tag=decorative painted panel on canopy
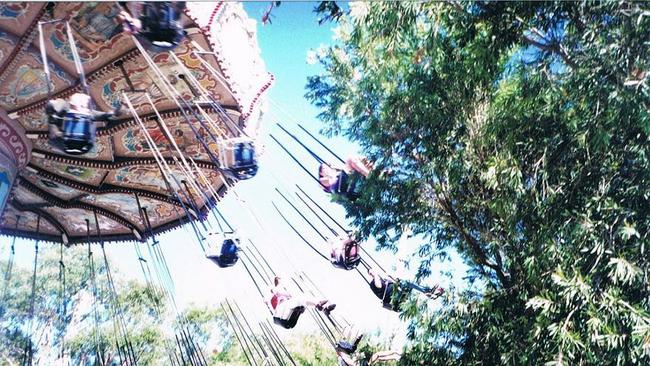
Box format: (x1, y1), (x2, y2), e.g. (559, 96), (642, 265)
(21, 169), (86, 201)
(104, 164), (222, 198)
(42, 206), (130, 237)
(0, 47), (74, 110)
(11, 185), (48, 206)
(31, 157), (108, 186)
(92, 29), (235, 113)
(0, 3), (43, 35)
(79, 192), (179, 231)
(38, 2), (134, 76)
(0, 2), (270, 244)
(1, 206), (61, 236)
(112, 110), (239, 160)
(31, 134), (114, 161)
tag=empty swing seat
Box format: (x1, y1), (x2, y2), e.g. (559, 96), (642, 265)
(219, 137), (259, 180)
(56, 113), (96, 155)
(273, 306), (305, 329)
(136, 2), (186, 52)
(207, 238), (240, 268)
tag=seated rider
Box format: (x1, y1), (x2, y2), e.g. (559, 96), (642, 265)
(267, 276), (336, 329)
(336, 326), (365, 366)
(338, 350), (402, 366)
(206, 236), (240, 268)
(329, 234), (362, 270)
(319, 156), (372, 202)
(336, 327), (402, 366)
(119, 2), (186, 50)
(46, 93), (119, 155)
(366, 267), (444, 312)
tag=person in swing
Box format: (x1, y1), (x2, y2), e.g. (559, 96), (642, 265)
(335, 327), (402, 366)
(267, 276), (336, 329)
(337, 349), (402, 366)
(318, 155), (372, 202)
(118, 2), (186, 50)
(366, 267), (444, 312)
(329, 234), (362, 270)
(47, 93), (120, 155)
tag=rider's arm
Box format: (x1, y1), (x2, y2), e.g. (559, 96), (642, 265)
(91, 105), (121, 122)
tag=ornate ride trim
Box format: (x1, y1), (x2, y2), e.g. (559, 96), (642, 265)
(184, 3), (240, 108)
(4, 176), (227, 244)
(242, 72), (274, 121)
(31, 149), (218, 170)
(0, 111), (32, 167)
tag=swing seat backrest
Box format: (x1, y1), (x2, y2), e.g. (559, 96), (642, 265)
(221, 238), (239, 256)
(231, 165), (258, 180)
(219, 138), (257, 166)
(331, 239), (362, 270)
(335, 340), (357, 354)
(219, 239), (240, 266)
(59, 113), (96, 155)
(137, 2), (185, 51)
(219, 138), (258, 180)
(273, 306), (305, 329)
(332, 171), (364, 202)
(344, 255), (362, 270)
(217, 255), (239, 268)
(331, 255), (362, 270)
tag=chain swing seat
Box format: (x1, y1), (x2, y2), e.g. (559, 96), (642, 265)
(40, 20), (120, 155)
(133, 2), (186, 52)
(272, 305), (305, 329)
(319, 164), (365, 202)
(60, 112), (96, 155)
(218, 137), (259, 180)
(206, 233), (240, 268)
(336, 326), (364, 355)
(329, 236), (362, 270)
(45, 99), (94, 155)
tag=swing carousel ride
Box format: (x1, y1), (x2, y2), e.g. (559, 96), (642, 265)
(0, 2), (272, 244)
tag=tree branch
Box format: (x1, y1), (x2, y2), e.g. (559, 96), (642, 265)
(515, 15), (577, 70)
(522, 36), (577, 70)
(436, 192), (511, 287)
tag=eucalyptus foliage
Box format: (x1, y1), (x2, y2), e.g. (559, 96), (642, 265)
(307, 2), (649, 364)
(0, 245), (233, 365)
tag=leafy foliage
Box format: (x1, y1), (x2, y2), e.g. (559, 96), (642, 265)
(0, 245), (234, 365)
(307, 1), (649, 364)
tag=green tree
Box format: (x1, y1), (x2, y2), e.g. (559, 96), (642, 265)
(288, 334), (338, 366)
(307, 1), (649, 365)
(0, 244), (234, 365)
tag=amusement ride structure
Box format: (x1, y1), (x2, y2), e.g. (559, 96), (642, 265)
(0, 3), (439, 365)
(0, 2), (272, 244)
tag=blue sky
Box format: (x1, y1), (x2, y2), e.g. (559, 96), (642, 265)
(2, 2), (466, 348)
